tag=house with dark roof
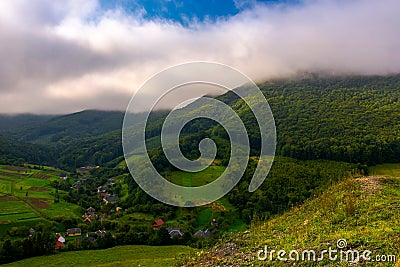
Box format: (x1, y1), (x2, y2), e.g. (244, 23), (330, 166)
(80, 166), (97, 171)
(66, 228), (82, 236)
(86, 230), (106, 238)
(97, 186), (109, 197)
(166, 228), (183, 238)
(103, 195), (119, 205)
(194, 229), (212, 238)
(59, 173), (68, 180)
(86, 206), (95, 215)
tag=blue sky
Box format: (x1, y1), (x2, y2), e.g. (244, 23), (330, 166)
(99, 0), (299, 24)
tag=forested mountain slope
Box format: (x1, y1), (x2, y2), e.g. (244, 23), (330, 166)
(149, 74), (400, 167)
(0, 110), (125, 144)
(1, 74), (400, 168)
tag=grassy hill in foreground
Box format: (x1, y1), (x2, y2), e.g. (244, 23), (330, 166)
(180, 167), (400, 266)
(2, 245), (193, 267)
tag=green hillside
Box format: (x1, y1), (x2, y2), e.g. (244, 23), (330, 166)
(0, 135), (54, 166)
(2, 245), (193, 267)
(180, 170), (400, 266)
(0, 114), (54, 133)
(0, 110), (125, 144)
(146, 74), (400, 170)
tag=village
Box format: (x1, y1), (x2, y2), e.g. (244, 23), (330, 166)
(22, 170), (221, 251)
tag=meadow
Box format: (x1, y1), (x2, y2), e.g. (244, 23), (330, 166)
(369, 163), (400, 177)
(181, 166), (400, 266)
(0, 165), (81, 238)
(168, 165), (225, 187)
(2, 245), (194, 267)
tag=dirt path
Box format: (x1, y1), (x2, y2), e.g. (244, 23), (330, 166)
(4, 184), (49, 220)
(356, 176), (383, 194)
(18, 196), (48, 219)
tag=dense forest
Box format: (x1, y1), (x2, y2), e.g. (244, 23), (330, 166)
(147, 74), (400, 170)
(1, 74), (400, 168)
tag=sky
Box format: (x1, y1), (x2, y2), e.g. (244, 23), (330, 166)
(0, 0), (399, 114)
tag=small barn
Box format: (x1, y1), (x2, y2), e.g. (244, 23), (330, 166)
(152, 219), (164, 230)
(55, 233), (66, 250)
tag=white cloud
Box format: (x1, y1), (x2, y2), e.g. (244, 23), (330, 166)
(0, 0), (399, 113)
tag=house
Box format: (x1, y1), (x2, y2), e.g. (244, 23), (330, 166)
(66, 228), (82, 237)
(97, 186), (109, 197)
(152, 219), (164, 230)
(55, 233), (65, 249)
(59, 173), (68, 180)
(79, 166), (98, 171)
(166, 228), (183, 238)
(107, 178), (115, 186)
(86, 230), (106, 238)
(86, 206), (95, 216)
(86, 230), (106, 243)
(103, 195), (119, 205)
(83, 216), (91, 224)
(194, 229), (212, 238)
(29, 228), (35, 236)
(72, 181), (81, 190)
(95, 230), (106, 237)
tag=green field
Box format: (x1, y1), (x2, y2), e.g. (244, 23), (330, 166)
(0, 200), (38, 221)
(168, 165), (225, 187)
(166, 165), (246, 231)
(0, 165), (81, 237)
(369, 163), (400, 177)
(2, 245), (194, 267)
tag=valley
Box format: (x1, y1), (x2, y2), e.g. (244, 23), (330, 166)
(0, 74), (399, 266)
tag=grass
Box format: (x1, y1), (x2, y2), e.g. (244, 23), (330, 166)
(168, 166), (225, 187)
(369, 163), (400, 177)
(0, 165), (82, 237)
(196, 208), (213, 228)
(114, 212), (154, 226)
(2, 245), (194, 267)
(0, 182), (12, 194)
(195, 198), (246, 231)
(0, 201), (38, 220)
(182, 175), (400, 266)
(38, 201), (82, 219)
